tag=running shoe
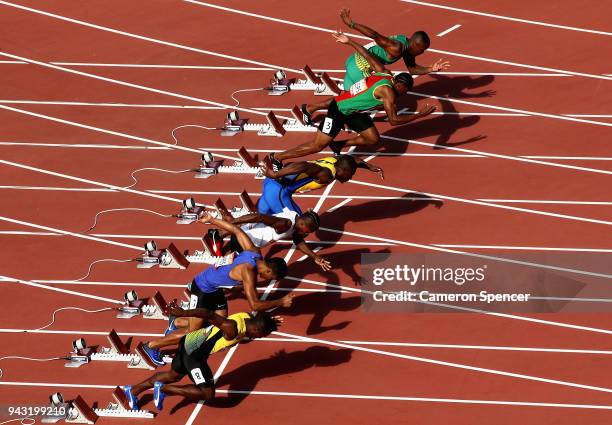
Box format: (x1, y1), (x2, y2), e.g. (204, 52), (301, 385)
(123, 385), (139, 411)
(268, 153), (283, 172)
(153, 381), (166, 411)
(164, 316), (177, 336)
(329, 141), (345, 156)
(300, 104), (313, 125)
(141, 343), (165, 366)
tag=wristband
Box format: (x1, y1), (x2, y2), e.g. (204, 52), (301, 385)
(350, 21), (356, 29)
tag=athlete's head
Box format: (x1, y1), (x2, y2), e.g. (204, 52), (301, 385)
(294, 210), (321, 236)
(408, 31), (430, 56)
(334, 155), (358, 183)
(246, 312), (280, 338)
(393, 72), (414, 94)
(257, 257), (288, 280)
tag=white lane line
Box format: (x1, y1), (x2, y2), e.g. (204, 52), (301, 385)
(0, 51), (291, 122)
(382, 134), (612, 176)
(407, 90), (612, 128)
(2, 185), (612, 207)
(0, 275), (122, 304)
(0, 1), (301, 73)
(326, 198), (353, 212)
(276, 331), (612, 394)
(0, 104), (240, 161)
(349, 179), (612, 227)
(0, 381), (609, 410)
(432, 244), (612, 253)
(437, 24), (462, 37)
(182, 0), (612, 81)
(0, 159), (189, 205)
(401, 0), (612, 36)
(0, 215), (142, 251)
(0, 100), (293, 111)
(3, 327), (610, 355)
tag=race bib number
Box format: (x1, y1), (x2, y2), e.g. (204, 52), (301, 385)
(189, 294), (198, 309)
(349, 79), (367, 95)
(190, 368), (207, 385)
(322, 117), (334, 134)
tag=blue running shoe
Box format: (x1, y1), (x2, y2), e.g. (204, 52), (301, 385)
(153, 381), (166, 410)
(123, 385), (139, 411)
(141, 343), (165, 366)
(164, 316), (177, 336)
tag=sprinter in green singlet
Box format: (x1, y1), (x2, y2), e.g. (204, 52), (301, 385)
(270, 31), (436, 166)
(295, 8), (450, 125)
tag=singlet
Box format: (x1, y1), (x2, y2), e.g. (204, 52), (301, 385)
(335, 73), (394, 115)
(242, 208), (298, 247)
(281, 157), (337, 193)
(354, 34), (410, 70)
(193, 251), (261, 293)
(183, 312), (250, 355)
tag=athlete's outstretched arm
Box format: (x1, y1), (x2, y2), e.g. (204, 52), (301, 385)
(332, 31), (387, 74)
(340, 8), (402, 56)
(199, 212), (258, 253)
(296, 240), (332, 271)
(231, 213), (293, 234)
(167, 305), (238, 339)
(379, 86), (436, 126)
(242, 269), (294, 311)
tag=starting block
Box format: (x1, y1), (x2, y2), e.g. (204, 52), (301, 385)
(185, 232), (236, 266)
(43, 391), (154, 424)
(210, 190), (256, 220)
(116, 290), (146, 319)
(241, 111), (315, 136)
(288, 65), (344, 96)
(221, 111), (249, 136)
(196, 147), (265, 179)
(141, 291), (170, 320)
(138, 241), (189, 269)
(268, 69), (295, 96)
(176, 197), (206, 224)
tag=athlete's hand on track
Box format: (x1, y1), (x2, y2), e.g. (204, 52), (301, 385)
(430, 59), (450, 72)
(281, 294), (295, 308)
(332, 31), (350, 44)
(417, 104), (436, 117)
(272, 315), (284, 326)
(340, 8), (353, 27)
(198, 211), (214, 224)
(314, 255), (332, 271)
(259, 161), (277, 179)
(369, 164), (385, 180)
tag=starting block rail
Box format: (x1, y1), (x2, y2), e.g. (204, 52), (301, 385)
(198, 147), (265, 179)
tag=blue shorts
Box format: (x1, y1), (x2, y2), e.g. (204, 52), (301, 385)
(257, 178), (302, 215)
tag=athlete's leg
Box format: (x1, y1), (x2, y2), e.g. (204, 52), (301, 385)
(305, 97), (333, 115)
(161, 383), (215, 402)
(274, 131), (334, 162)
(131, 369), (183, 396)
(279, 188), (302, 215)
(257, 178), (284, 215)
(342, 126), (380, 147)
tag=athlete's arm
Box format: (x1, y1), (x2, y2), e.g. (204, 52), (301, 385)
(354, 157), (385, 180)
(340, 9), (402, 57)
(166, 306), (238, 339)
(199, 212), (258, 253)
(405, 58), (451, 75)
(242, 267), (294, 311)
(332, 31), (388, 74)
(378, 86), (436, 126)
(231, 213), (293, 234)
(296, 240), (332, 271)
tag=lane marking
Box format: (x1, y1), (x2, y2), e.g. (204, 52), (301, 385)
(275, 331), (612, 393)
(401, 0), (612, 36)
(0, 104), (240, 161)
(0, 51), (290, 122)
(0, 275), (122, 304)
(0, 380), (609, 410)
(437, 24), (462, 37)
(0, 1), (301, 73)
(349, 179), (612, 227)
(182, 0), (612, 81)
(2, 327), (610, 355)
(326, 198), (353, 212)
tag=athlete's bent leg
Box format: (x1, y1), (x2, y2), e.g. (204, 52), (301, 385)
(147, 317), (204, 350)
(343, 126), (380, 147)
(306, 97), (333, 114)
(275, 131), (334, 162)
(162, 384), (215, 402)
(131, 369), (184, 396)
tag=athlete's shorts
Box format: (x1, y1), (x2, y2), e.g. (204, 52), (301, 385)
(318, 100), (374, 139)
(188, 281), (228, 312)
(226, 234), (243, 253)
(171, 336), (215, 388)
(257, 178), (302, 215)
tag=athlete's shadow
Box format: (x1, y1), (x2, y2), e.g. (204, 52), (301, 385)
(376, 74), (495, 153)
(169, 346), (353, 411)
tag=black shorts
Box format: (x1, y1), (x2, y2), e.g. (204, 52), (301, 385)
(317, 100), (374, 139)
(171, 336), (218, 388)
(188, 281), (228, 311)
(226, 234), (244, 254)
